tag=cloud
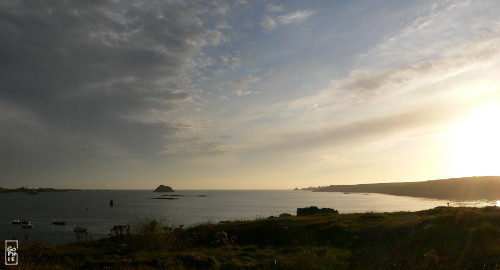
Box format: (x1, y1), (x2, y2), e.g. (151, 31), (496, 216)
(260, 16), (278, 32)
(160, 118), (228, 155)
(0, 0), (228, 172)
(216, 53), (241, 73)
(359, 0), (500, 67)
(216, 21), (231, 29)
(234, 90), (253, 97)
(237, 1), (500, 161)
(278, 10), (314, 25)
(280, 36), (500, 118)
(228, 17), (500, 159)
(335, 39), (500, 103)
(261, 9), (314, 32)
(230, 76), (260, 97)
(266, 4), (284, 13)
(242, 101), (465, 155)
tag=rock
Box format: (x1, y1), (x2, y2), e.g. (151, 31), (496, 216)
(154, 185), (174, 192)
(296, 206), (338, 216)
(150, 197), (178, 200)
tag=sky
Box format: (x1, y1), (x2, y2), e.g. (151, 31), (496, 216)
(1, 0), (500, 189)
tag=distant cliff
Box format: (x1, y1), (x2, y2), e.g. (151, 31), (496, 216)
(154, 185), (174, 192)
(312, 176), (500, 200)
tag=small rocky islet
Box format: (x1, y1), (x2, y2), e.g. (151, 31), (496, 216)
(153, 185), (174, 192)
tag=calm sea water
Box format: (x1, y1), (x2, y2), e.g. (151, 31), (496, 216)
(0, 190), (495, 244)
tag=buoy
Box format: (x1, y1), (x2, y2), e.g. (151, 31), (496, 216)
(110, 199), (114, 207)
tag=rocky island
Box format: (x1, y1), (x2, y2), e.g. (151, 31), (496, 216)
(153, 185), (174, 192)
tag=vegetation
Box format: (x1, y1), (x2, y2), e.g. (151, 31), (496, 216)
(2, 206), (499, 269)
(312, 176), (500, 200)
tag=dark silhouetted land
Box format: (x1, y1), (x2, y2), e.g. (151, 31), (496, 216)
(311, 176), (500, 200)
(4, 206), (499, 269)
(0, 186), (81, 193)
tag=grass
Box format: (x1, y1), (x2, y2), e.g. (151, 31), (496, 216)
(2, 206), (499, 269)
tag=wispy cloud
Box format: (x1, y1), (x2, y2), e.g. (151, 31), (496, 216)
(335, 39), (500, 103)
(232, 36), (500, 137)
(280, 3), (500, 114)
(358, 0), (500, 67)
(278, 10), (314, 25)
(231, 76), (260, 97)
(266, 4), (284, 13)
(261, 9), (314, 32)
(239, 101), (467, 156)
(261, 16), (278, 32)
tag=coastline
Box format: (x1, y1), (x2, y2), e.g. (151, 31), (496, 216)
(307, 176), (500, 201)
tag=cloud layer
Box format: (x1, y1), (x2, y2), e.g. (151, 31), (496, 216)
(0, 0), (228, 172)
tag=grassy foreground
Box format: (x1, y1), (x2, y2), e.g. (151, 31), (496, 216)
(3, 207), (500, 270)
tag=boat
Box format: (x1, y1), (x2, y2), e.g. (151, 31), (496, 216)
(21, 220), (31, 224)
(73, 226), (87, 233)
(11, 220), (22, 224)
(26, 189), (39, 195)
(52, 220), (66, 225)
(21, 222), (34, 228)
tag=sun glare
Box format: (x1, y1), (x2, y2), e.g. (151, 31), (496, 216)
(449, 102), (500, 177)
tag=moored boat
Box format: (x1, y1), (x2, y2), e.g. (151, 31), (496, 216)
(73, 226), (87, 233)
(21, 222), (34, 228)
(11, 220), (22, 224)
(52, 220), (66, 225)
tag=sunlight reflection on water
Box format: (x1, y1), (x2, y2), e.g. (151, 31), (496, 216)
(451, 200), (498, 208)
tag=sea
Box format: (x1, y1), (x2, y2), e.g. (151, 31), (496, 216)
(1, 190), (497, 244)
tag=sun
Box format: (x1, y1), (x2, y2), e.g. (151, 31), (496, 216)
(449, 102), (500, 177)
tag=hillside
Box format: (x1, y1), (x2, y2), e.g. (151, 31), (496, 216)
(313, 176), (500, 200)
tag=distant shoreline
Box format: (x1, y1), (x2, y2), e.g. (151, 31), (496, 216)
(302, 176), (500, 201)
(0, 187), (93, 193)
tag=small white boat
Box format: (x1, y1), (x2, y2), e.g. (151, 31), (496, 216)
(73, 226), (87, 233)
(11, 220), (22, 224)
(21, 222), (34, 228)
